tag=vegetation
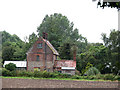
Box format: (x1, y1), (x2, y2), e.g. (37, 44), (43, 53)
(1, 13), (119, 76)
(1, 69), (120, 81)
(37, 13), (87, 59)
(92, 0), (120, 9)
(85, 67), (101, 76)
(5, 63), (16, 71)
(1, 31), (26, 63)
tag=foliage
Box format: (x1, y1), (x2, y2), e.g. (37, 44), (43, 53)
(83, 62), (93, 75)
(92, 0), (119, 9)
(2, 68), (11, 76)
(101, 30), (120, 75)
(77, 30), (120, 75)
(2, 46), (15, 61)
(37, 13), (87, 59)
(5, 63), (16, 71)
(1, 16), (119, 77)
(0, 68), (2, 76)
(2, 68), (16, 76)
(85, 67), (100, 76)
(1, 31), (26, 63)
(2, 69), (120, 81)
(17, 70), (34, 77)
(103, 74), (115, 80)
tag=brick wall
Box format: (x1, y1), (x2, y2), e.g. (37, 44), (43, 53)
(27, 37), (55, 72)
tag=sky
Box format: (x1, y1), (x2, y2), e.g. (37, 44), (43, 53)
(0, 0), (118, 43)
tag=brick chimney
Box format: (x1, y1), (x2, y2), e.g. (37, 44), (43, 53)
(42, 32), (48, 70)
(73, 50), (76, 61)
(43, 32), (48, 39)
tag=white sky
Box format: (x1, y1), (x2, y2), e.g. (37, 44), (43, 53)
(0, 0), (118, 43)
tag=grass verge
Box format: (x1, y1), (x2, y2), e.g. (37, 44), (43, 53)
(1, 76), (118, 82)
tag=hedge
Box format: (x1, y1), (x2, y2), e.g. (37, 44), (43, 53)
(1, 68), (120, 81)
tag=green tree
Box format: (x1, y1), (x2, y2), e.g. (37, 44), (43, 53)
(5, 63), (16, 71)
(77, 43), (109, 74)
(2, 46), (15, 62)
(101, 29), (120, 75)
(37, 13), (87, 59)
(28, 32), (38, 46)
(1, 31), (27, 62)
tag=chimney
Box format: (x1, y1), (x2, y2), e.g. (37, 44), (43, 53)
(73, 50), (76, 61)
(43, 32), (48, 39)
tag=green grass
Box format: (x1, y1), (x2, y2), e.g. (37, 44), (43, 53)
(1, 76), (117, 82)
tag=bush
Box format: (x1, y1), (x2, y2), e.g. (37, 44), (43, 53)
(2, 68), (120, 81)
(103, 74), (115, 80)
(85, 67), (100, 76)
(42, 70), (50, 78)
(34, 71), (43, 78)
(0, 68), (2, 76)
(114, 76), (120, 81)
(2, 68), (10, 76)
(49, 72), (58, 78)
(5, 63), (16, 71)
(75, 70), (80, 75)
(72, 75), (80, 79)
(25, 71), (34, 77)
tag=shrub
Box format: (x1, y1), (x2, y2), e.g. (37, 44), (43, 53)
(75, 70), (80, 75)
(10, 71), (17, 76)
(114, 76), (120, 81)
(72, 75), (80, 79)
(0, 68), (2, 76)
(34, 71), (43, 78)
(85, 67), (100, 76)
(49, 72), (58, 78)
(2, 68), (10, 76)
(103, 74), (115, 80)
(5, 63), (16, 71)
(25, 71), (34, 77)
(81, 62), (93, 75)
(42, 70), (50, 78)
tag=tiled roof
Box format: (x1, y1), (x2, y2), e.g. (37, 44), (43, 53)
(54, 60), (76, 68)
(3, 61), (26, 67)
(43, 38), (59, 55)
(26, 37), (59, 55)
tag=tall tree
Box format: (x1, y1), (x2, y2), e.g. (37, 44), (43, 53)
(37, 13), (87, 59)
(1, 31), (26, 62)
(101, 29), (120, 74)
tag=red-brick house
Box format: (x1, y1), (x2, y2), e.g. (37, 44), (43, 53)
(27, 35), (76, 75)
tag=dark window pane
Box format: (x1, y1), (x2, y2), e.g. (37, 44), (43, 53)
(36, 55), (39, 61)
(37, 43), (42, 48)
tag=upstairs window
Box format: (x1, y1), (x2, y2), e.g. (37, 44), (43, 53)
(36, 55), (40, 61)
(37, 43), (42, 48)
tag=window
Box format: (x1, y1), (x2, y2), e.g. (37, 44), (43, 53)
(37, 43), (42, 48)
(36, 55), (40, 61)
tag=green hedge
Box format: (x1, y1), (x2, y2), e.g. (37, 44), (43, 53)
(1, 68), (120, 81)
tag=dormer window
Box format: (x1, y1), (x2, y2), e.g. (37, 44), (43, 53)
(37, 43), (42, 48)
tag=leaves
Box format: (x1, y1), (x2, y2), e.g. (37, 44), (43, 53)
(37, 13), (87, 59)
(1, 31), (26, 62)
